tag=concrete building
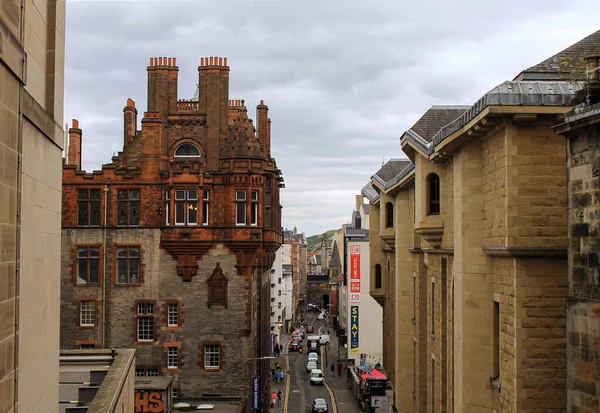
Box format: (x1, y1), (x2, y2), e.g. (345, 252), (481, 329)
(342, 196), (383, 368)
(554, 53), (600, 413)
(365, 31), (600, 413)
(60, 57), (283, 411)
(282, 228), (307, 328)
(0, 2), (65, 413)
(59, 349), (137, 413)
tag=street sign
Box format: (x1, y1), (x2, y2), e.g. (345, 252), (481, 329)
(350, 306), (359, 353)
(252, 376), (260, 411)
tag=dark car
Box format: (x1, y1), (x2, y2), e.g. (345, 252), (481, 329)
(312, 398), (328, 412)
(306, 325), (314, 333)
(288, 340), (302, 352)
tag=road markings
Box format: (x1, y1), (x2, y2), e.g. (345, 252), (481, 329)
(321, 343), (338, 413)
(283, 344), (290, 413)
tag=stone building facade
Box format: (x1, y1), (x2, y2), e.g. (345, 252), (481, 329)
(0, 2), (65, 413)
(554, 53), (600, 413)
(366, 31), (600, 413)
(60, 57), (282, 410)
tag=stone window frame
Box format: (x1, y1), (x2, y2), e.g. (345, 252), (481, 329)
(163, 341), (182, 373)
(134, 300), (157, 344)
(70, 244), (103, 287)
(112, 244), (144, 286)
(77, 188), (102, 227)
(172, 188), (199, 226)
(163, 299), (183, 331)
(198, 341), (224, 373)
(427, 173), (441, 216)
(116, 188), (141, 227)
(174, 142), (201, 158)
(75, 339), (99, 349)
(75, 296), (100, 331)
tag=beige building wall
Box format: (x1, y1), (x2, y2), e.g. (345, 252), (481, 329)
(0, 1), (65, 412)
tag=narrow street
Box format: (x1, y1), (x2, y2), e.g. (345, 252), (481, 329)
(270, 310), (362, 413)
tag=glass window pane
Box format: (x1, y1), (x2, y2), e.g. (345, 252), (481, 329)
(77, 260), (88, 284)
(165, 190), (170, 200)
(117, 202), (128, 225)
(129, 247), (140, 257)
(89, 248), (100, 257)
(236, 202), (246, 225)
(130, 202), (140, 225)
(78, 190), (88, 200)
(175, 190), (186, 200)
(90, 190), (101, 200)
(118, 190), (128, 200)
(117, 259), (127, 284)
(78, 202), (88, 226)
(175, 143), (200, 157)
(203, 190), (209, 201)
(129, 259), (139, 283)
(251, 191), (258, 201)
(175, 202), (185, 224)
(188, 190), (198, 201)
(89, 259), (99, 284)
(236, 190), (246, 201)
(77, 248), (88, 258)
(188, 202), (198, 224)
(90, 202), (100, 226)
(130, 190), (140, 201)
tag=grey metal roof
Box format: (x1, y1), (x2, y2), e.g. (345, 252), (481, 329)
(344, 227), (369, 241)
(431, 81), (582, 148)
(361, 182), (379, 203)
(362, 204), (370, 215)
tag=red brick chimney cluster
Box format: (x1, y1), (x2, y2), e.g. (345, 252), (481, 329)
(147, 56), (179, 115)
(257, 100), (270, 157)
(123, 98), (137, 148)
(67, 119), (82, 169)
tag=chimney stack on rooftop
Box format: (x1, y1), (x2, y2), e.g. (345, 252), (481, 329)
(67, 119), (82, 170)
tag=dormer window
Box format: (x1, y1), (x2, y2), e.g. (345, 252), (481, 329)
(174, 143), (200, 157)
(428, 173), (440, 215)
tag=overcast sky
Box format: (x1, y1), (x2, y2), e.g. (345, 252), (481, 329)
(65, 0), (600, 237)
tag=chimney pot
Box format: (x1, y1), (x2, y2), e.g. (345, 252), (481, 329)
(210, 57), (214, 65)
(72, 119), (79, 129)
(224, 57), (228, 66)
(173, 57), (177, 66)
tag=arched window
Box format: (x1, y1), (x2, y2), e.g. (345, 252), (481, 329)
(375, 264), (382, 289)
(428, 174), (440, 215)
(174, 143), (200, 157)
(385, 202), (393, 228)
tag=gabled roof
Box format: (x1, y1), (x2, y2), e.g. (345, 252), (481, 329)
(329, 241), (341, 268)
(411, 106), (470, 142)
(374, 159), (411, 182)
(514, 29), (600, 81)
(361, 182), (379, 204)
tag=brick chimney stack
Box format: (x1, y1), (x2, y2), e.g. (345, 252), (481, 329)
(585, 54), (600, 105)
(257, 100), (269, 157)
(67, 119), (82, 169)
(147, 57), (179, 115)
(198, 57), (230, 170)
(123, 98), (137, 146)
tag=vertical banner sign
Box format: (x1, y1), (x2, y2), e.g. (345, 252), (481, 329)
(350, 245), (360, 303)
(270, 333), (274, 354)
(252, 376), (260, 411)
(350, 305), (359, 353)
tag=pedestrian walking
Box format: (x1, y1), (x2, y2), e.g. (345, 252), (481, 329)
(275, 346), (280, 358)
(279, 344), (283, 353)
(330, 363), (335, 376)
(277, 390), (282, 406)
(271, 391), (277, 407)
(337, 362), (342, 377)
(279, 370), (284, 383)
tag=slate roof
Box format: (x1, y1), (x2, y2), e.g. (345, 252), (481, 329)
(361, 182), (379, 203)
(362, 204), (370, 215)
(345, 227), (369, 241)
(329, 241), (341, 268)
(374, 159), (412, 183)
(514, 29), (600, 81)
(411, 106), (470, 142)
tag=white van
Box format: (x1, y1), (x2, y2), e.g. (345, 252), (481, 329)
(319, 334), (330, 345)
(307, 335), (320, 350)
(310, 369), (324, 385)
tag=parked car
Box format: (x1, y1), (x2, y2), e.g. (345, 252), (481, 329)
(312, 398), (328, 412)
(306, 360), (318, 372)
(318, 312), (325, 321)
(288, 340), (302, 352)
(292, 333), (303, 342)
(307, 352), (319, 363)
(310, 369), (324, 385)
(306, 325), (314, 333)
(319, 334), (330, 345)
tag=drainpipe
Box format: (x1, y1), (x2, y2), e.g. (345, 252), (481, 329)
(102, 185), (109, 348)
(13, 0), (27, 407)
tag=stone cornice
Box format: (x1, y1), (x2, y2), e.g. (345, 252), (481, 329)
(483, 246), (567, 258)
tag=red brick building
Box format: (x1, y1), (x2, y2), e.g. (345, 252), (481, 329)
(60, 56), (283, 409)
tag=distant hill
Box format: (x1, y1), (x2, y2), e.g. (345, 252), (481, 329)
(307, 229), (339, 252)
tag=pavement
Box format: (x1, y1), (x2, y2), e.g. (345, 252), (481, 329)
(267, 311), (362, 413)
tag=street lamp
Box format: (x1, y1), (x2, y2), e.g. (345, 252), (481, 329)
(243, 356), (276, 413)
